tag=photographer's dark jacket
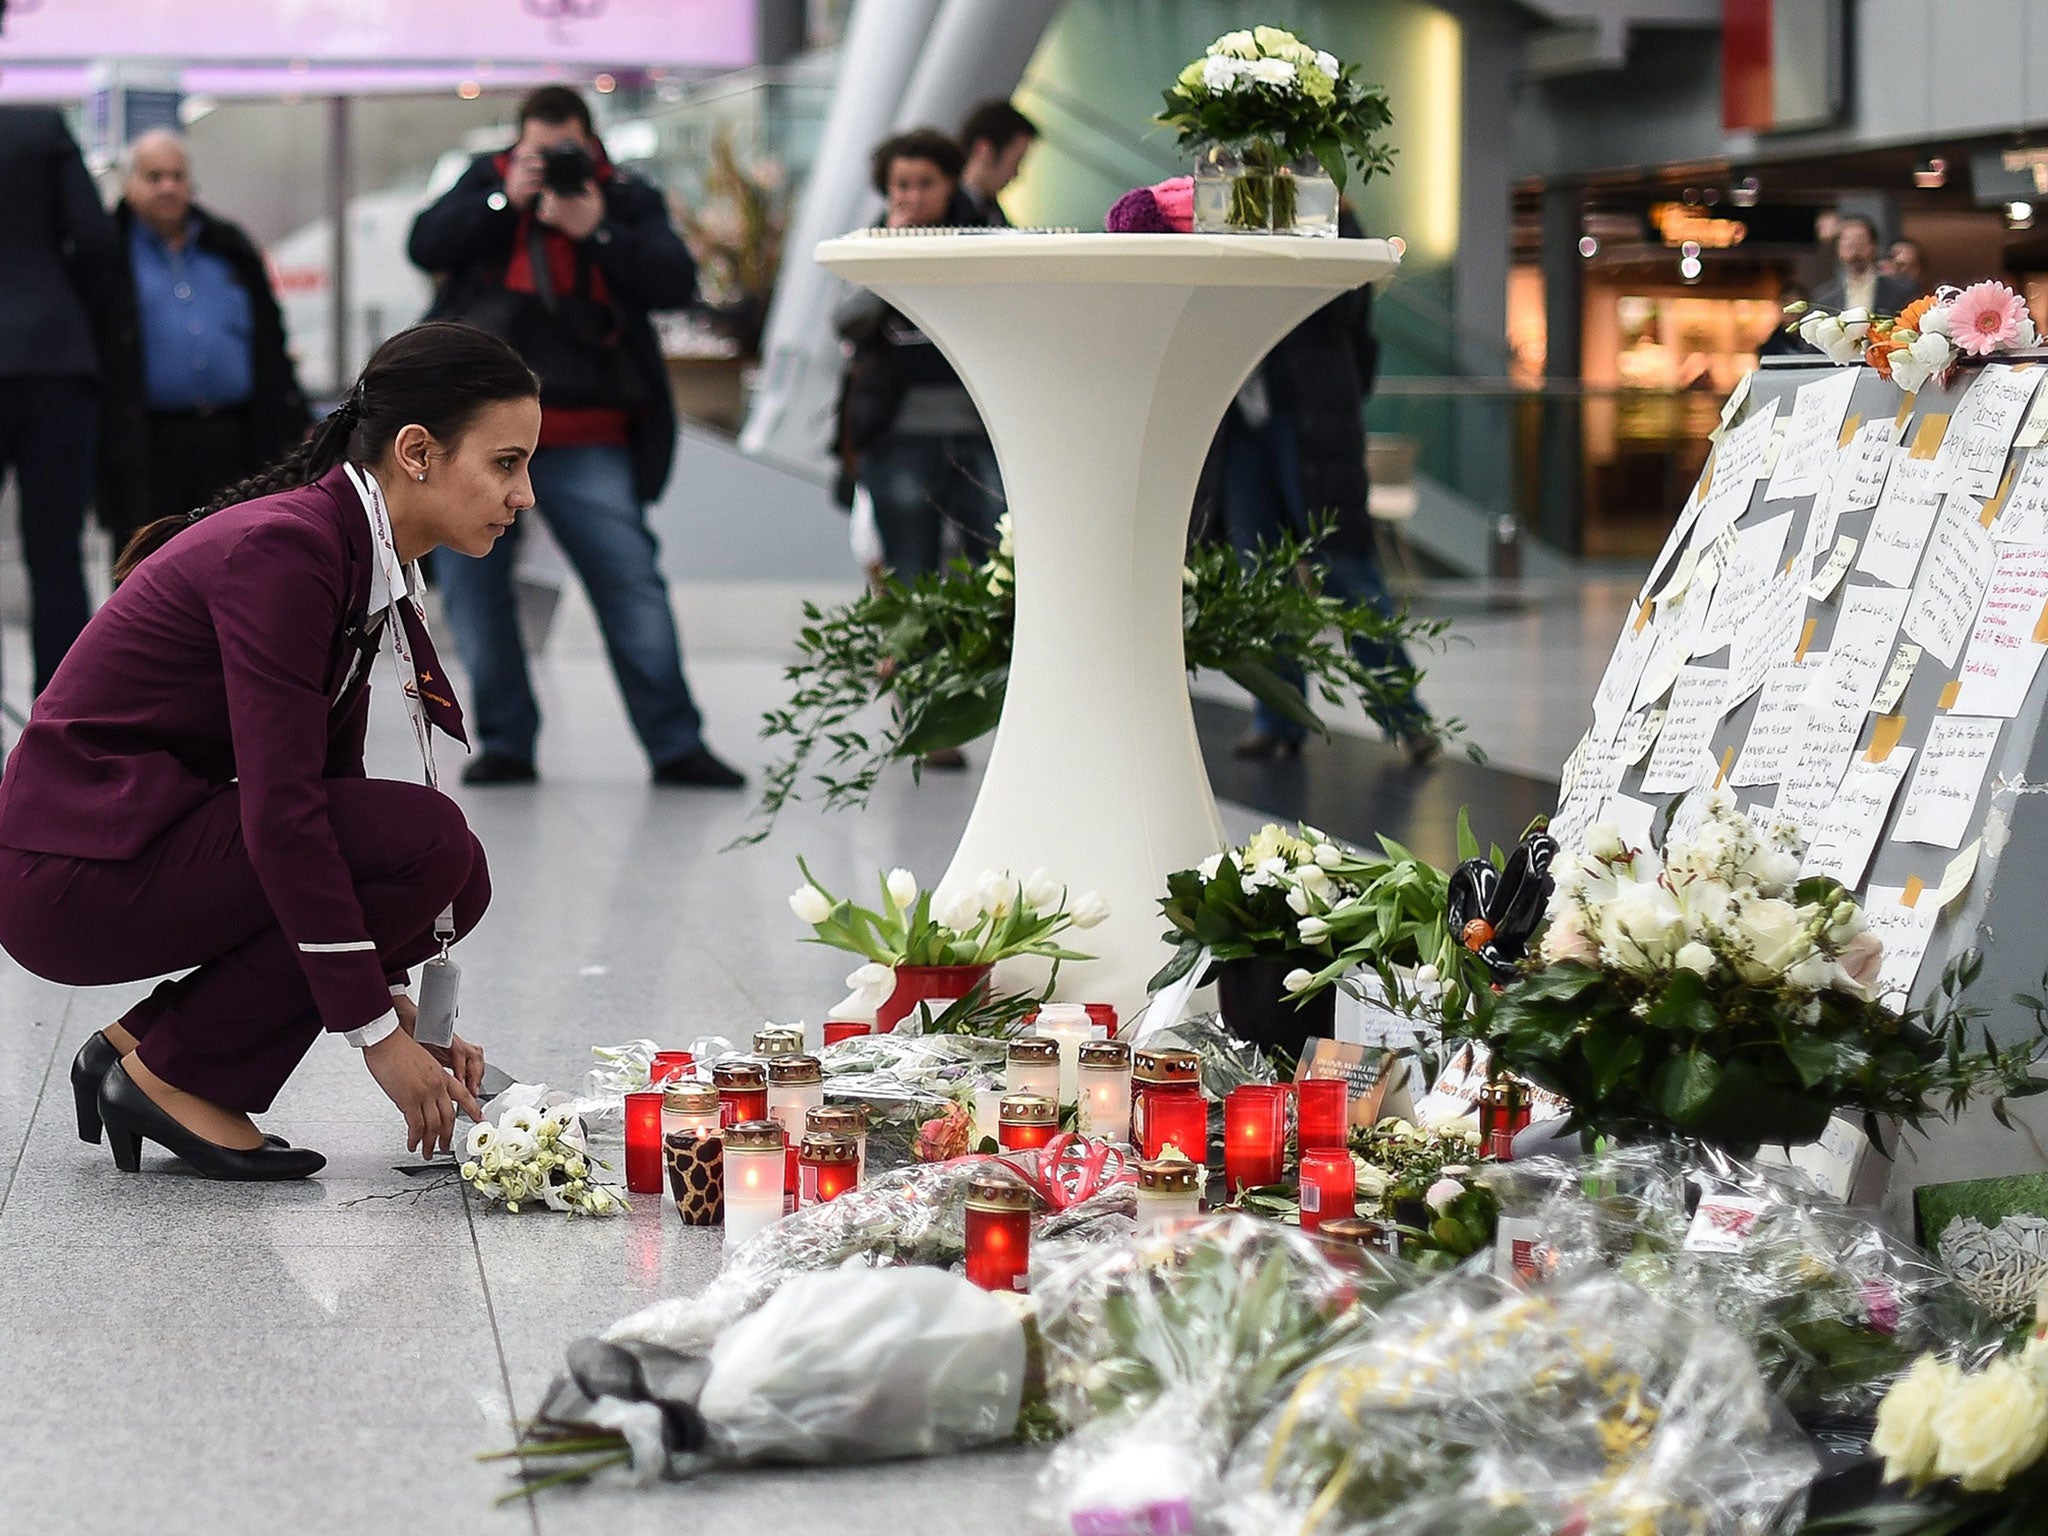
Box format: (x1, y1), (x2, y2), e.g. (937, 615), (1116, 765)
(407, 146), (694, 504)
(98, 199), (312, 538)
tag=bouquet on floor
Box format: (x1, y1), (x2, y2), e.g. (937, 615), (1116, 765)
(1349, 1117), (1497, 1268)
(460, 1101), (625, 1216)
(819, 1030), (1008, 1169)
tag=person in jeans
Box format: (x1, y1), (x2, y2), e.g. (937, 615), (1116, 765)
(834, 129), (1004, 582)
(407, 85), (742, 788)
(0, 107), (129, 699)
(100, 128), (311, 543)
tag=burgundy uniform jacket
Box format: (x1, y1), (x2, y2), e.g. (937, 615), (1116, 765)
(0, 464), (400, 1035)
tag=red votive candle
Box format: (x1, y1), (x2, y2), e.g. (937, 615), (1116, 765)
(712, 1060), (768, 1127)
(624, 1089), (667, 1194)
(797, 1132), (859, 1206)
(1225, 1085), (1286, 1196)
(649, 1050), (694, 1084)
(1146, 1088), (1208, 1164)
(1132, 1047), (1203, 1160)
(964, 1169), (1035, 1292)
(1479, 1080), (1533, 1161)
(1084, 1003), (1118, 1035)
(1298, 1148), (1356, 1233)
(998, 1093), (1059, 1151)
(1296, 1077), (1349, 1152)
(822, 1019), (872, 1047)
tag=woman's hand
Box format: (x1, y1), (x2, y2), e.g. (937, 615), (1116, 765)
(364, 1031), (484, 1158)
(391, 995), (485, 1106)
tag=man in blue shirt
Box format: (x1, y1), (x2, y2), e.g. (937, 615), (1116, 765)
(100, 130), (308, 540)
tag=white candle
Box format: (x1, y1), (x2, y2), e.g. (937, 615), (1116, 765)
(722, 1123), (786, 1249)
(1007, 1038), (1061, 1103)
(1036, 1004), (1094, 1106)
(1077, 1039), (1133, 1142)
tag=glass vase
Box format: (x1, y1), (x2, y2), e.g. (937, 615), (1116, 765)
(1192, 141), (1338, 237)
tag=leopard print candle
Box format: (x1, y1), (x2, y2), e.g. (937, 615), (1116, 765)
(665, 1131), (725, 1225)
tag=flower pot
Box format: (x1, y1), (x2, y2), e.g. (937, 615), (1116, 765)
(1213, 954), (1336, 1062)
(876, 964), (993, 1033)
(1192, 140), (1337, 236)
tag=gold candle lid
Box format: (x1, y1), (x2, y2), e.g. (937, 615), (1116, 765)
(1133, 1047), (1200, 1085)
(767, 1054), (823, 1086)
(807, 1103), (869, 1136)
(753, 1026), (806, 1057)
(966, 1168), (1038, 1211)
(723, 1119), (785, 1151)
(1138, 1157), (1202, 1194)
(1007, 1037), (1060, 1064)
(662, 1082), (719, 1116)
(1316, 1216), (1396, 1249)
(998, 1092), (1058, 1127)
(713, 1060), (768, 1089)
(1077, 1039), (1132, 1069)
(798, 1131), (857, 1165)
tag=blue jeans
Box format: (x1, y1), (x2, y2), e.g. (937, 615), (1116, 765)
(434, 444), (704, 766)
(1218, 408), (1429, 743)
(859, 432), (1004, 579)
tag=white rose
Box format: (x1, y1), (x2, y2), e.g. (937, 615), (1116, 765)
(1201, 54), (1245, 91)
(885, 867), (919, 909)
(1210, 29), (1257, 59)
(1022, 868), (1063, 912)
(1873, 1355), (1959, 1487)
(1932, 1358), (2048, 1492)
(1198, 853), (1224, 881)
(1727, 896), (1811, 981)
(789, 885), (833, 925)
(937, 890), (983, 932)
(1586, 822), (1627, 861)
(1282, 968), (1314, 994)
(1674, 941), (1716, 977)
(1069, 891), (1111, 930)
(1298, 916), (1331, 943)
(1246, 57), (1297, 87)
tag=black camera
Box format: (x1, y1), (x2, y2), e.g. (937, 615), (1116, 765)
(540, 140), (596, 195)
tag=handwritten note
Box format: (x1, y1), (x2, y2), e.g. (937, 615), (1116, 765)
(1633, 565), (1717, 710)
(1801, 747), (1914, 886)
(1870, 642), (1922, 716)
(1728, 568), (1808, 709)
(1806, 535), (1858, 602)
(1552, 717), (1628, 851)
(1776, 586), (1911, 828)
(1623, 707), (1666, 766)
(1639, 665), (1728, 795)
(1731, 654), (1825, 787)
(1764, 370), (1860, 502)
(1830, 418), (1900, 517)
(1591, 609), (1658, 734)
(1855, 453), (1946, 587)
(1697, 396), (1781, 543)
(1904, 498), (1996, 668)
(1942, 365), (2043, 495)
(1699, 511), (1794, 656)
(1892, 715), (2004, 848)
(1864, 886), (1941, 1003)
(1951, 547), (2048, 716)
(1606, 792), (1658, 851)
(1991, 451), (2048, 545)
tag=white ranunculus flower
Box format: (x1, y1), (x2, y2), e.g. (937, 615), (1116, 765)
(1022, 868), (1064, 912)
(466, 1123), (498, 1158)
(789, 884), (833, 925)
(1210, 28), (1258, 59)
(496, 1125), (539, 1163)
(1932, 1358), (2048, 1491)
(1069, 891), (1111, 929)
(1246, 56), (1297, 87)
(1282, 968), (1314, 994)
(885, 867), (919, 909)
(1197, 852), (1224, 881)
(1674, 941), (1716, 976)
(937, 890), (983, 932)
(976, 870), (1020, 918)
(503, 1106), (541, 1135)
(1298, 915), (1331, 943)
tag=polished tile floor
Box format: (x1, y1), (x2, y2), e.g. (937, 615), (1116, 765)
(0, 569), (1620, 1533)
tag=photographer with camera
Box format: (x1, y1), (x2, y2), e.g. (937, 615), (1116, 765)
(407, 86), (743, 788)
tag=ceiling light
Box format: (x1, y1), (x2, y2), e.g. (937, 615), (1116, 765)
(1679, 254), (1703, 282)
(1578, 235), (1599, 257)
(2010, 200), (2035, 228)
(1731, 177), (1760, 207)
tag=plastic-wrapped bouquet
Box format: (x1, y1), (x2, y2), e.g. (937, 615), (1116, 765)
(460, 1103), (625, 1216)
(1349, 1117), (1496, 1267)
(819, 1030), (1009, 1169)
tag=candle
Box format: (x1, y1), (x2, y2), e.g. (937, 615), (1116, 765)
(624, 1089), (666, 1194)
(766, 1055), (824, 1202)
(1316, 1215), (1400, 1260)
(1035, 1003), (1093, 1105)
(712, 1060), (768, 1127)
(721, 1119), (786, 1248)
(973, 1086), (1005, 1148)
(964, 1169), (1035, 1292)
(1479, 1079), (1532, 1160)
(998, 1092), (1059, 1151)
(1006, 1037), (1061, 1103)
(1076, 1039), (1133, 1142)
(1135, 1158), (1202, 1227)
(664, 1130), (724, 1225)
(1296, 1077), (1349, 1152)
(797, 1132), (859, 1206)
(806, 1102), (869, 1181)
(822, 1019), (872, 1047)
(1133, 1047), (1204, 1162)
(649, 1050), (694, 1084)
(1297, 1148), (1356, 1234)
(1224, 1085), (1285, 1196)
(661, 1082), (721, 1141)
(754, 1025), (806, 1058)
(1084, 1002), (1118, 1036)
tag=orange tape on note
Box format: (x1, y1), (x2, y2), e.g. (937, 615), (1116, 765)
(1910, 413), (1951, 460)
(1794, 617), (1818, 662)
(1894, 393), (1916, 431)
(1901, 876), (1926, 908)
(2033, 601), (2048, 645)
(1837, 413), (1862, 449)
(1938, 679), (1963, 710)
(1865, 713), (1907, 762)
(1634, 601), (1653, 634)
(1714, 746), (1735, 788)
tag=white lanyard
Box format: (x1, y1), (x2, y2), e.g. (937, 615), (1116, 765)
(344, 463), (439, 792)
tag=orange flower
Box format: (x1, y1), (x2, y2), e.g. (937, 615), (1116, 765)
(1898, 295), (1937, 333)
(1867, 337), (1902, 379)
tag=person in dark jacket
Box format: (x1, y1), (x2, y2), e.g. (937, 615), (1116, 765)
(835, 128), (1003, 580)
(1196, 209), (1435, 763)
(952, 100), (1037, 228)
(97, 129), (312, 543)
(407, 85), (742, 789)
(0, 323), (530, 1181)
(0, 107), (128, 696)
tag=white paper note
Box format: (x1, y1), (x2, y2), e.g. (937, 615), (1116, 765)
(1952, 547), (2048, 716)
(1806, 535), (1858, 601)
(1992, 452), (2048, 546)
(1552, 717), (1627, 851)
(1855, 453), (1946, 587)
(1831, 418), (1900, 517)
(1606, 792), (1658, 851)
(1728, 568), (1809, 709)
(1870, 642), (1922, 716)
(1697, 396), (1782, 543)
(2017, 379), (2048, 449)
(1731, 653), (1826, 787)
(1801, 747), (1913, 886)
(1639, 666), (1729, 796)
(1864, 886), (1940, 1003)
(1942, 365), (2043, 495)
(1904, 499), (1996, 668)
(1623, 708), (1666, 766)
(1699, 511), (1795, 656)
(1592, 607), (1658, 734)
(1777, 586), (1911, 828)
(1892, 716), (2003, 848)
(1764, 370), (1860, 502)
(1634, 566), (1718, 711)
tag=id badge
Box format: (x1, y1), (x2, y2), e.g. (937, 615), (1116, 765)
(415, 954), (461, 1049)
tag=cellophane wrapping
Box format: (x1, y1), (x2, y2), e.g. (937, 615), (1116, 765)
(1218, 1270), (1818, 1536)
(1032, 1214), (1413, 1533)
(818, 1032), (1009, 1168)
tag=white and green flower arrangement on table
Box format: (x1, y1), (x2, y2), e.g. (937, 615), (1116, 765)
(1159, 25), (1395, 231)
(461, 1103), (626, 1216)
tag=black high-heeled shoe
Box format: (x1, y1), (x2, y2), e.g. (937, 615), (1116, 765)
(71, 1033), (291, 1148)
(97, 1061), (326, 1181)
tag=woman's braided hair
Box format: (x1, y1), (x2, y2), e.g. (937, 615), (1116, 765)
(114, 321), (538, 583)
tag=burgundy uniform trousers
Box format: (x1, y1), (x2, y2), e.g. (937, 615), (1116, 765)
(0, 777), (489, 1111)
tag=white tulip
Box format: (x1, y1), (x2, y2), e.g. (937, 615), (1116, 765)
(1298, 916), (1331, 943)
(789, 885), (833, 925)
(846, 961), (894, 993)
(885, 867), (918, 909)
(1022, 868), (1064, 911)
(1282, 968), (1315, 994)
(1070, 892), (1111, 929)
(1313, 842), (1344, 868)
(937, 890), (984, 931)
(1285, 886), (1312, 916)
(976, 871), (1020, 918)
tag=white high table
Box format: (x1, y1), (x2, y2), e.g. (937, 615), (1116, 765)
(816, 231), (1403, 1016)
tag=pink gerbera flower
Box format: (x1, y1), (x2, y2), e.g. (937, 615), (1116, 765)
(1946, 281), (2030, 356)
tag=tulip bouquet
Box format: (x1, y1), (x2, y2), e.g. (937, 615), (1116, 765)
(1789, 281), (2039, 393)
(460, 1103), (627, 1216)
(1456, 790), (2048, 1147)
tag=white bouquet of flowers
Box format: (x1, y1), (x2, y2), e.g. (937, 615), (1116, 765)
(461, 1102), (626, 1216)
